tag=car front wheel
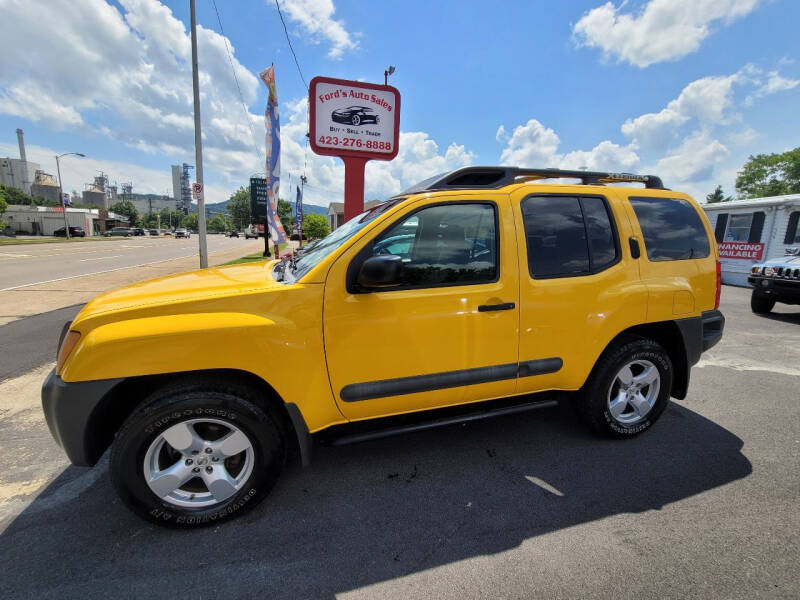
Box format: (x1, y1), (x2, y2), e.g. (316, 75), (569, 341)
(750, 292), (775, 314)
(351, 114), (361, 126)
(110, 378), (286, 527)
(576, 338), (672, 438)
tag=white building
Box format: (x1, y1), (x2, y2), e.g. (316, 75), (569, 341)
(703, 194), (800, 286)
(129, 194), (176, 215)
(0, 157), (39, 194)
(3, 205), (129, 236)
(327, 200), (381, 231)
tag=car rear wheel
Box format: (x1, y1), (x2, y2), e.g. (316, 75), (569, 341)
(351, 114), (361, 126)
(750, 292), (775, 314)
(110, 378), (286, 527)
(576, 338), (672, 438)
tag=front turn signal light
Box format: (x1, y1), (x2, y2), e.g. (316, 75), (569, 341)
(56, 331), (81, 376)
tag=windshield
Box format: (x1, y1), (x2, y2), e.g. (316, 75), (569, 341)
(278, 200), (403, 283)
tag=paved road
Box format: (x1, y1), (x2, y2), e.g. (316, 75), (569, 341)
(0, 304), (83, 380)
(0, 235), (253, 290)
(0, 286), (798, 599)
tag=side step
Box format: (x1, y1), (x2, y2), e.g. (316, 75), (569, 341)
(325, 398), (559, 447)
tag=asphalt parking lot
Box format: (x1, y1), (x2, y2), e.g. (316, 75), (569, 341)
(0, 285), (798, 599)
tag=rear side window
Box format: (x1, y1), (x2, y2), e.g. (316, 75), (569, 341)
(630, 197), (710, 261)
(521, 195), (619, 278)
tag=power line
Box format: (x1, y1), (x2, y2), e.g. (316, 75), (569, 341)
(210, 0), (263, 163)
(274, 0), (308, 90)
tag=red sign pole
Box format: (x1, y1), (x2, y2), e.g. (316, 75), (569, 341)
(343, 156), (369, 221)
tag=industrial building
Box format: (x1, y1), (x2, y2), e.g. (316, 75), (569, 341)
(3, 205), (129, 236)
(1, 129), (39, 194)
(129, 193), (176, 214)
(30, 170), (61, 204)
(171, 163), (193, 214)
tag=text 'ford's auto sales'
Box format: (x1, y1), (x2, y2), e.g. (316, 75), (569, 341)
(312, 81), (398, 155)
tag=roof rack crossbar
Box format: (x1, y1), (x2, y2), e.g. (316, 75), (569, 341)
(403, 166), (665, 194)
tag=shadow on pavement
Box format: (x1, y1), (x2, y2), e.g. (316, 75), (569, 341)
(0, 401), (751, 599)
(757, 310), (800, 324)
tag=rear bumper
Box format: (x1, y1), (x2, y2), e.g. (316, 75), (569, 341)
(41, 369), (122, 467)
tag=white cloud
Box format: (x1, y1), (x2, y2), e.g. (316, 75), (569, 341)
(744, 70), (800, 105)
(274, 0), (358, 59)
(499, 119), (640, 173)
(573, 0), (764, 68)
(495, 125), (507, 142)
(652, 130), (729, 184)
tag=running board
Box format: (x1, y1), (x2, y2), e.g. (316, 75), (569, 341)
(326, 398), (559, 447)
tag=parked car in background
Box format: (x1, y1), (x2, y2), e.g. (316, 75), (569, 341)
(103, 227), (132, 237)
(53, 226), (86, 238)
(175, 228), (190, 239)
(747, 248), (800, 313)
(44, 165), (725, 527)
(228, 231), (240, 238)
(131, 228), (146, 236)
(245, 225), (259, 239)
(148, 229), (160, 236)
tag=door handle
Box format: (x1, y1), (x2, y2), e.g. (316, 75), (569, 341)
(478, 302), (515, 312)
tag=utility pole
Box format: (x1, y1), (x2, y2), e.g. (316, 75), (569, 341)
(55, 152), (85, 240)
(299, 174), (307, 249)
(190, 0), (208, 268)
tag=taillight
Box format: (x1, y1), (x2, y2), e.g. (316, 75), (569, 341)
(714, 260), (721, 310)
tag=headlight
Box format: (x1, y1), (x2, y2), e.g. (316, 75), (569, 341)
(764, 266), (775, 277)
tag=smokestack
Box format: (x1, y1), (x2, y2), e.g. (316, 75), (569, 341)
(16, 128), (30, 193)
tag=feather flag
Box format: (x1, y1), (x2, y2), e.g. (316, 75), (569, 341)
(259, 65), (288, 243)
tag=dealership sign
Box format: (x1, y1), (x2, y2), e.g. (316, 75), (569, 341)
(310, 76), (401, 221)
(719, 242), (765, 260)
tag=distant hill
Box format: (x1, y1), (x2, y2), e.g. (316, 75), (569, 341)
(202, 199), (328, 216)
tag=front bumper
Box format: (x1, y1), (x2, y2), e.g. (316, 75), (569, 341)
(748, 276), (800, 301)
(41, 369), (123, 467)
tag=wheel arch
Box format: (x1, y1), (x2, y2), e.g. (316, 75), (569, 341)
(86, 368), (311, 467)
(602, 320), (691, 400)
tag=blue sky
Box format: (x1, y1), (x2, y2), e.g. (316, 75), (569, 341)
(0, 0), (798, 206)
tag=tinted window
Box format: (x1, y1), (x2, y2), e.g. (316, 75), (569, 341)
(582, 196), (617, 270)
(521, 196), (619, 278)
(630, 197), (710, 261)
(371, 203), (497, 287)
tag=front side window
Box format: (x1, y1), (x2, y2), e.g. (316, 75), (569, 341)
(369, 203), (498, 287)
(725, 213), (753, 241)
(629, 196), (710, 261)
(521, 195), (619, 278)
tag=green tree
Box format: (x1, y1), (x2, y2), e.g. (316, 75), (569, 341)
(277, 198), (293, 233)
(142, 212), (159, 229)
(183, 212), (199, 231)
(159, 207), (185, 229)
(227, 186), (251, 230)
(110, 200), (140, 227)
(303, 213), (330, 239)
(735, 147), (800, 199)
(208, 213), (232, 232)
(0, 192), (7, 229)
(706, 185), (733, 204)
(0, 184), (34, 206)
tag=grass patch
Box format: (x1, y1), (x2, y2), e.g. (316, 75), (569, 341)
(222, 242), (289, 266)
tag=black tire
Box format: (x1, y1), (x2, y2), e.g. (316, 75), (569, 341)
(110, 378), (286, 527)
(576, 338), (673, 438)
(351, 114), (361, 126)
(750, 292), (775, 314)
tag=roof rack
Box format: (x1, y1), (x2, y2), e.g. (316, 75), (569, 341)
(402, 166), (666, 194)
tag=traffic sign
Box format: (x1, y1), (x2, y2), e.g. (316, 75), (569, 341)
(192, 182), (204, 201)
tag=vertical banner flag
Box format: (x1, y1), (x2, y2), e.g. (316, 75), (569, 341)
(259, 65), (288, 243)
(295, 185), (303, 227)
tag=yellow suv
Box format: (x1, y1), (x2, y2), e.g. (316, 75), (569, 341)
(42, 166), (725, 527)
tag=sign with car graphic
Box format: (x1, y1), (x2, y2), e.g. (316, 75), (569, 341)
(310, 76), (400, 160)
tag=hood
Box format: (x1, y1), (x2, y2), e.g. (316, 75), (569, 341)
(76, 260), (283, 321)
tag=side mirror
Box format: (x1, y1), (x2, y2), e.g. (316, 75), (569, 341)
(357, 255), (403, 289)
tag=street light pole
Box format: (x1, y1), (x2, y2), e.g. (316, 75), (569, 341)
(190, 0), (208, 268)
(55, 152), (85, 240)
